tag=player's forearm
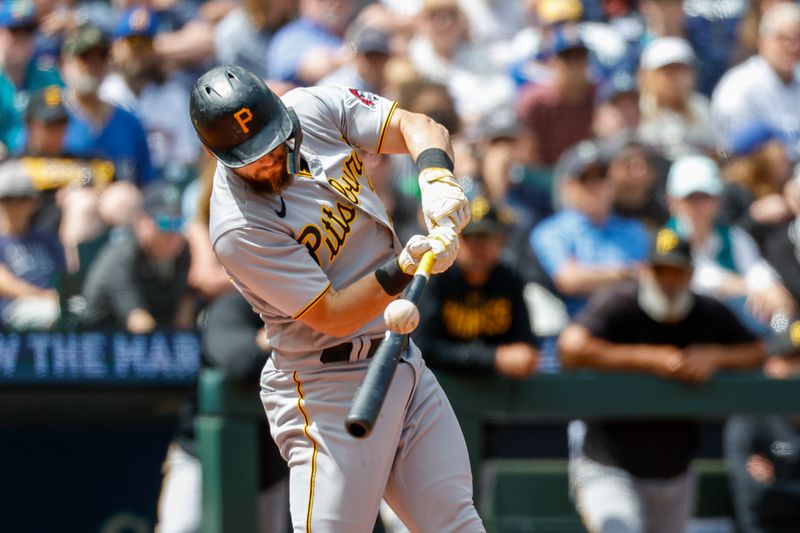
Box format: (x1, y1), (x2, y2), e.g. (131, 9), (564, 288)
(300, 274), (396, 338)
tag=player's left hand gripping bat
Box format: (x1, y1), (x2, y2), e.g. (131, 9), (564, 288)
(345, 251), (436, 439)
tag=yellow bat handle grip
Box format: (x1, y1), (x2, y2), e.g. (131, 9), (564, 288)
(416, 250), (436, 278)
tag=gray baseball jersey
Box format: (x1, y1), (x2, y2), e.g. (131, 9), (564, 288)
(210, 85), (401, 369)
(209, 85), (485, 533)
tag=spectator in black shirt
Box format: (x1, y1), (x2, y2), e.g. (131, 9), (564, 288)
(79, 181), (195, 332)
(725, 318), (800, 533)
(558, 227), (765, 533)
(414, 197), (539, 379)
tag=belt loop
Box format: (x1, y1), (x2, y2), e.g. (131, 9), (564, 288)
(349, 337), (364, 363)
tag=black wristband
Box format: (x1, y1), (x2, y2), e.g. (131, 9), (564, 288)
(375, 258), (413, 296)
(416, 148), (454, 173)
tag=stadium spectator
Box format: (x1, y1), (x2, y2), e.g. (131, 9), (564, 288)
(60, 24), (155, 186)
(213, 0), (297, 80)
(100, 6), (200, 171)
(725, 319), (800, 533)
(79, 181), (194, 333)
(415, 197), (539, 378)
(665, 154), (796, 326)
(592, 70), (640, 140)
(266, 0), (353, 85)
(0, 158), (64, 329)
(157, 289), (289, 533)
(720, 123), (793, 234)
(712, 2), (800, 159)
(0, 0), (62, 154)
(559, 227), (766, 533)
(636, 37), (715, 161)
(319, 26), (391, 94)
(408, 0), (514, 137)
(516, 25), (594, 168)
(604, 133), (669, 229)
(23, 84), (68, 156)
(531, 140), (650, 318)
(736, 0), (795, 64)
(749, 176), (800, 305)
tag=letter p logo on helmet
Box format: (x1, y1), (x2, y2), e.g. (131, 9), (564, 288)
(234, 107), (253, 133)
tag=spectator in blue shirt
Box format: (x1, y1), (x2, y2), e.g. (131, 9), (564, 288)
(0, 0), (62, 153)
(0, 158), (64, 330)
(59, 25), (154, 186)
(266, 0), (353, 85)
(531, 140), (650, 318)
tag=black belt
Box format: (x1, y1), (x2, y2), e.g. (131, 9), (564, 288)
(320, 337), (383, 364)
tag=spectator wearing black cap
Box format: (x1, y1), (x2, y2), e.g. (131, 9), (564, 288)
(414, 197), (539, 378)
(603, 133), (670, 230)
(79, 181), (194, 333)
(214, 0), (297, 81)
(531, 140), (650, 319)
(59, 24), (154, 186)
(100, 7), (199, 171)
(515, 24), (595, 168)
(725, 318), (800, 533)
(23, 84), (68, 156)
(0, 0), (62, 154)
(720, 123), (793, 235)
(320, 26), (391, 94)
(559, 228), (766, 533)
(0, 158), (64, 329)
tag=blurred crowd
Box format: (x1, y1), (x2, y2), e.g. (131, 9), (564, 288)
(3, 0), (800, 531)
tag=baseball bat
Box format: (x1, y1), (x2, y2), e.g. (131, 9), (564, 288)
(345, 251), (436, 439)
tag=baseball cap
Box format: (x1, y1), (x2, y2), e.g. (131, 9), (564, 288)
(62, 25), (109, 57)
(142, 182), (184, 232)
(537, 0), (583, 25)
(113, 6), (158, 40)
(667, 155), (723, 198)
(0, 1), (36, 30)
(555, 140), (608, 182)
(649, 227), (693, 268)
(354, 26), (390, 55)
(25, 85), (68, 124)
(462, 196), (512, 237)
(540, 24), (587, 59)
(0, 159), (37, 199)
(726, 123), (781, 158)
(640, 37), (695, 70)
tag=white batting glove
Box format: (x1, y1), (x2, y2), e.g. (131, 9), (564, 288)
(427, 226), (459, 274)
(418, 168), (470, 233)
(398, 234), (432, 275)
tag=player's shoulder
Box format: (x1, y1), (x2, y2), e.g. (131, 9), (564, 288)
(282, 85), (385, 114)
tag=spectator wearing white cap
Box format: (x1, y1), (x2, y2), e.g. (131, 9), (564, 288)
(636, 37), (715, 161)
(712, 2), (800, 159)
(666, 155), (795, 327)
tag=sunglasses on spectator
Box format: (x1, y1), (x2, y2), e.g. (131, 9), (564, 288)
(154, 215), (185, 233)
(426, 8), (459, 21)
(577, 167), (608, 184)
(78, 47), (110, 62)
(123, 35), (154, 49)
(558, 48), (589, 63)
(9, 24), (37, 37)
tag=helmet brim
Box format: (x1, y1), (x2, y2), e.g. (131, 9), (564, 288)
(210, 104), (294, 168)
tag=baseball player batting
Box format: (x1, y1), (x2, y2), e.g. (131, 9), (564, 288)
(190, 65), (485, 532)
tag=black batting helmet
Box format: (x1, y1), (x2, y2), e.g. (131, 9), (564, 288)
(189, 65), (300, 168)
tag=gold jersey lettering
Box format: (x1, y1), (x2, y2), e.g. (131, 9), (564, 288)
(296, 201), (358, 264)
(441, 297), (513, 339)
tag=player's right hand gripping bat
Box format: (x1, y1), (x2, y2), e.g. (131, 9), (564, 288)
(345, 251), (436, 439)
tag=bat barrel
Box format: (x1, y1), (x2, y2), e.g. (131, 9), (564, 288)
(345, 332), (406, 438)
